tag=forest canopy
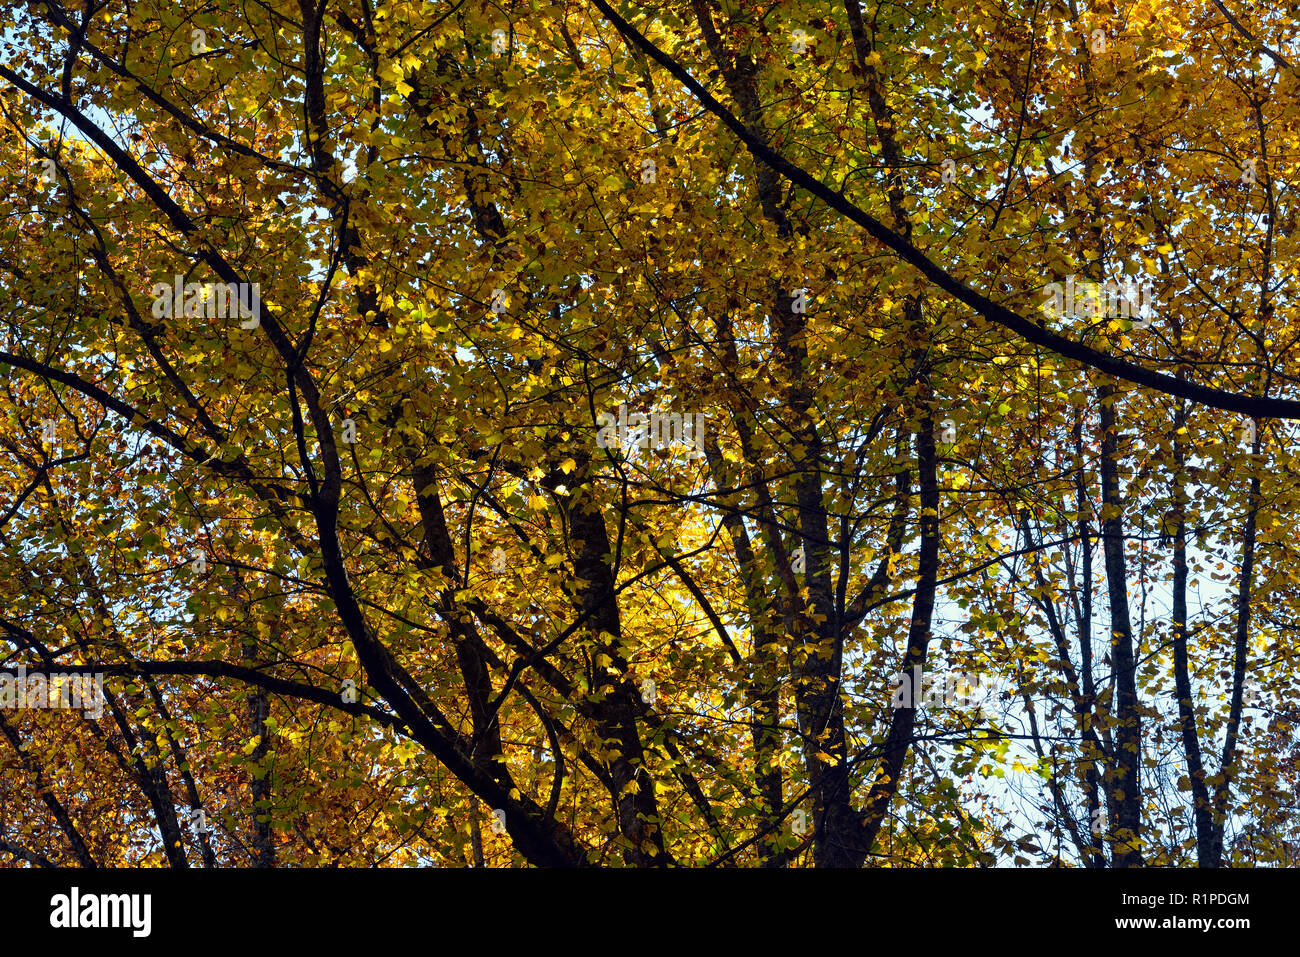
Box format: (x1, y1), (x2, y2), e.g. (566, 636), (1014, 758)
(0, 0), (1298, 868)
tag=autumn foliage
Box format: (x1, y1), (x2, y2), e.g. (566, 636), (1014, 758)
(0, 0), (1298, 867)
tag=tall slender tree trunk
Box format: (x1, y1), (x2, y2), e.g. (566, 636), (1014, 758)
(1097, 383), (1142, 866)
(1169, 395), (1214, 865)
(1210, 467), (1260, 864)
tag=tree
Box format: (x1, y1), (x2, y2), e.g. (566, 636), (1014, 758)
(1, 0), (1297, 868)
